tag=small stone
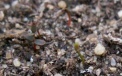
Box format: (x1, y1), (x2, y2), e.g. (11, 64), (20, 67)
(27, 62), (32, 66)
(12, 0), (18, 7)
(47, 4), (54, 10)
(6, 51), (12, 59)
(118, 10), (122, 18)
(87, 66), (94, 73)
(78, 18), (82, 23)
(109, 67), (117, 72)
(2, 64), (8, 68)
(15, 23), (23, 29)
(58, 1), (67, 9)
(110, 57), (116, 66)
(13, 58), (21, 67)
(120, 73), (122, 76)
(30, 56), (34, 63)
(94, 43), (106, 55)
(4, 4), (10, 9)
(96, 69), (101, 76)
(57, 49), (66, 56)
(0, 11), (4, 21)
(0, 69), (3, 76)
(35, 45), (40, 50)
(54, 73), (63, 76)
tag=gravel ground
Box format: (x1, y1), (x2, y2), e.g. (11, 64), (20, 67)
(0, 0), (122, 76)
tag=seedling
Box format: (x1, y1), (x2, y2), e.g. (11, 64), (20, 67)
(74, 42), (85, 64)
(58, 1), (72, 26)
(24, 20), (46, 51)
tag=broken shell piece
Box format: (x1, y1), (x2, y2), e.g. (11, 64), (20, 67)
(94, 43), (106, 55)
(58, 1), (67, 9)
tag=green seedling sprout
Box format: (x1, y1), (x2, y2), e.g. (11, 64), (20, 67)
(74, 42), (85, 64)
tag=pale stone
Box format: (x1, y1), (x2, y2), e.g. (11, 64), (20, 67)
(54, 73), (63, 76)
(96, 69), (101, 76)
(110, 57), (116, 66)
(94, 43), (106, 55)
(118, 10), (122, 18)
(109, 67), (117, 72)
(0, 11), (4, 21)
(13, 58), (21, 67)
(6, 51), (12, 59)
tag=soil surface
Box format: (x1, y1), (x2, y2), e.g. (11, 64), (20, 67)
(0, 0), (122, 76)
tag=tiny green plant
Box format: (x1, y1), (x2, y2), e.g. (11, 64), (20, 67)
(74, 42), (85, 64)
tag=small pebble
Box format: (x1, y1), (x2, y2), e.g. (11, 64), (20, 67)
(2, 64), (8, 68)
(120, 73), (122, 76)
(30, 56), (34, 63)
(4, 4), (10, 9)
(94, 43), (106, 55)
(12, 0), (18, 7)
(6, 51), (12, 59)
(57, 49), (66, 56)
(54, 73), (63, 76)
(78, 18), (82, 23)
(87, 66), (94, 73)
(110, 57), (116, 66)
(15, 23), (23, 29)
(109, 67), (117, 72)
(0, 11), (4, 21)
(96, 69), (101, 76)
(47, 4), (54, 10)
(58, 1), (67, 9)
(118, 10), (122, 18)
(13, 58), (21, 67)
(27, 62), (32, 67)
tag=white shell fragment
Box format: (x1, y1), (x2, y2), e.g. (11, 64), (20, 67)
(118, 10), (122, 18)
(0, 11), (4, 21)
(94, 43), (106, 55)
(58, 1), (67, 9)
(13, 58), (21, 67)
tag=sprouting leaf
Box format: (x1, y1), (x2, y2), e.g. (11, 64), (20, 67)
(74, 42), (85, 64)
(74, 42), (80, 51)
(23, 33), (35, 41)
(34, 39), (46, 46)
